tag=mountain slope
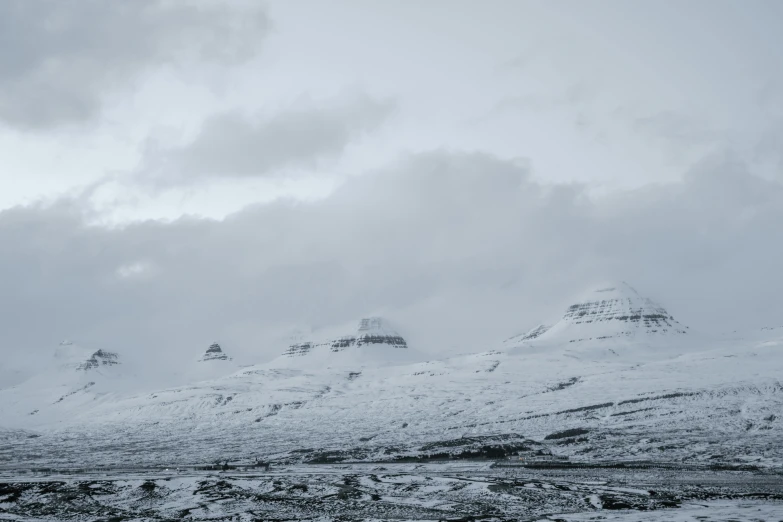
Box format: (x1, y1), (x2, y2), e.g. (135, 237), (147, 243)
(3, 332), (780, 468)
(0, 289), (780, 469)
(0, 341), (139, 425)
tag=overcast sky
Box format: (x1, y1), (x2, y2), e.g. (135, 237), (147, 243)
(2, 1), (783, 374)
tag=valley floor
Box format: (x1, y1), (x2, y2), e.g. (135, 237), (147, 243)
(1, 464), (782, 521)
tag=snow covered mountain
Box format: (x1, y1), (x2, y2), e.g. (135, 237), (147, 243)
(76, 349), (121, 370)
(505, 282), (693, 361)
(179, 342), (241, 383)
(53, 340), (122, 370)
(512, 282), (687, 343)
(0, 287), (781, 470)
(0, 341), (131, 426)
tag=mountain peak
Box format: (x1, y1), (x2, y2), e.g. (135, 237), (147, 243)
(284, 317), (408, 358)
(274, 316), (418, 368)
(514, 282), (688, 346)
(564, 282), (684, 329)
(54, 342), (121, 371)
(76, 349), (120, 371)
(199, 342), (231, 362)
(354, 317), (407, 349)
(580, 281), (642, 300)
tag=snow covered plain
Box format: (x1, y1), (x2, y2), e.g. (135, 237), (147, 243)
(1, 283), (781, 519)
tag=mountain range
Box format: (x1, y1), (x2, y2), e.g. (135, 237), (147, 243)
(0, 282), (780, 469)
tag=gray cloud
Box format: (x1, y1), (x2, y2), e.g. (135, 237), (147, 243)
(469, 84), (595, 128)
(1, 151), (782, 378)
(139, 94), (395, 184)
(0, 0), (269, 129)
(632, 111), (722, 146)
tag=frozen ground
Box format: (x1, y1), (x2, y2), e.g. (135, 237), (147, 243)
(552, 501), (783, 521)
(1, 464), (781, 521)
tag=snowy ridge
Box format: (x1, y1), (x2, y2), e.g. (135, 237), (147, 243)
(505, 324), (552, 344)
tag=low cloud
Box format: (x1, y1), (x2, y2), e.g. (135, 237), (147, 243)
(1, 151), (782, 374)
(0, 0), (269, 129)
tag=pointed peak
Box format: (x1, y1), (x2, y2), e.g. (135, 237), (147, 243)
(200, 342), (231, 362)
(583, 281), (641, 300)
(77, 349), (120, 371)
(54, 341), (114, 371)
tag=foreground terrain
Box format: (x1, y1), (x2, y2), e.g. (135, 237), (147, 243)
(2, 464), (782, 521)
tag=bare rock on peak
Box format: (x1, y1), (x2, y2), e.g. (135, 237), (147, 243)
(77, 350), (120, 371)
(199, 343), (231, 362)
(512, 282), (688, 347)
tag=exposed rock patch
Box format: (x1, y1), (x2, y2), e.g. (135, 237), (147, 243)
(284, 317), (408, 357)
(561, 283), (687, 338)
(199, 343), (231, 362)
(77, 350), (120, 371)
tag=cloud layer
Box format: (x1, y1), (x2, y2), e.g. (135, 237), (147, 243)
(2, 151), (781, 374)
(2, 2), (783, 387)
(140, 93), (395, 185)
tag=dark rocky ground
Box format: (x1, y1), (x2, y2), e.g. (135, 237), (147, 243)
(1, 464), (782, 521)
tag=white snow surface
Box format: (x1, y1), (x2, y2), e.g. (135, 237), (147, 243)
(1, 294), (782, 468)
(550, 501), (783, 521)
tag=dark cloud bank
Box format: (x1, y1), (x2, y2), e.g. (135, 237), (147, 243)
(2, 151), (781, 373)
(0, 0), (269, 129)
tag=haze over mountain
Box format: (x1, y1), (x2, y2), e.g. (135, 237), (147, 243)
(1, 1), (782, 379)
